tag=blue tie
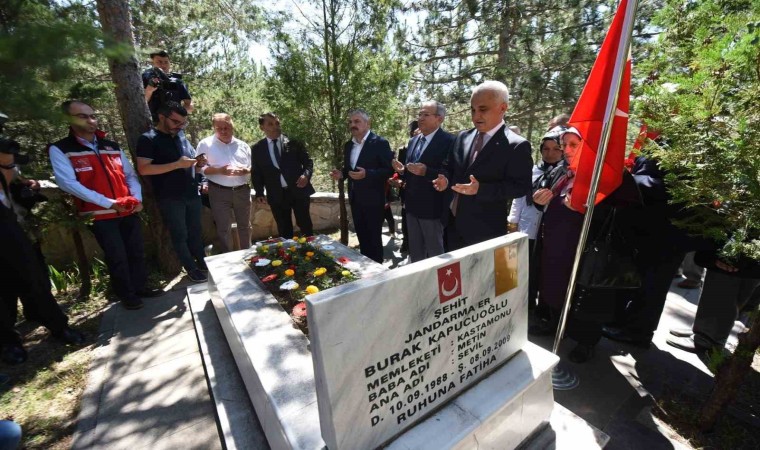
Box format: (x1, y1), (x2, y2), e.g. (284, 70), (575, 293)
(411, 136), (426, 162)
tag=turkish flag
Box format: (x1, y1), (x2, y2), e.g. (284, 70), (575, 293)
(567, 0), (637, 212)
(437, 262), (462, 303)
(624, 123), (661, 171)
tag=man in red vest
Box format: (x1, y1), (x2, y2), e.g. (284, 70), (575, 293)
(49, 100), (162, 310)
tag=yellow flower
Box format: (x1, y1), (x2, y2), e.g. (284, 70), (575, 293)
(272, 260), (282, 267)
(306, 251), (315, 257)
(298, 237), (307, 244)
(292, 236), (298, 240)
(341, 270), (351, 276)
(314, 267), (327, 277)
(305, 285), (320, 294)
(284, 269), (295, 277)
(277, 242), (283, 247)
(261, 245), (269, 252)
(305, 257), (311, 262)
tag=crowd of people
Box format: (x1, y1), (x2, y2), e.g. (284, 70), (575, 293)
(1, 50), (756, 378)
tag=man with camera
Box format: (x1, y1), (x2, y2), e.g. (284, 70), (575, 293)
(137, 102), (208, 282)
(1, 115), (85, 364)
(143, 50), (194, 122)
(50, 100), (162, 311)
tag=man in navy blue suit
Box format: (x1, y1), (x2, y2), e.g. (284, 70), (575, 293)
(433, 81), (533, 250)
(392, 101), (455, 262)
(252, 112), (315, 238)
(330, 109), (393, 263)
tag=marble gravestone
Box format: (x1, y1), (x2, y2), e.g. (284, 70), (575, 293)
(308, 235), (530, 450)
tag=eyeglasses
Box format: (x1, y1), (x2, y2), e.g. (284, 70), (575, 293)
(71, 113), (98, 120)
(166, 116), (188, 128)
(417, 112), (440, 118)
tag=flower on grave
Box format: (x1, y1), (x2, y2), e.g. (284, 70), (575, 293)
(280, 280), (299, 290)
(283, 254), (292, 262)
(284, 269), (295, 277)
(305, 285), (320, 294)
(306, 236), (316, 242)
(292, 301), (307, 317)
(298, 237), (307, 244)
(261, 274), (278, 282)
(250, 256), (261, 263)
(272, 260), (283, 267)
(288, 265), (296, 270)
(292, 236), (299, 240)
(305, 257), (312, 262)
(341, 270), (351, 277)
(306, 251), (315, 257)
(261, 245), (269, 252)
(277, 242), (283, 247)
(254, 258), (271, 267)
(313, 267), (327, 277)
(337, 256), (350, 264)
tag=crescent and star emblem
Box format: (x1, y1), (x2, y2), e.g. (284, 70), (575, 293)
(440, 274), (459, 297)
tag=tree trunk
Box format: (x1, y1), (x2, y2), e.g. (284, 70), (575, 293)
(338, 179), (348, 245)
(72, 228), (92, 301)
(698, 312), (760, 431)
(95, 0), (180, 274)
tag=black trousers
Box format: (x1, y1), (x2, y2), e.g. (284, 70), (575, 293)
(90, 214), (147, 302)
(351, 200), (384, 263)
(271, 189), (313, 238)
(0, 218), (67, 345)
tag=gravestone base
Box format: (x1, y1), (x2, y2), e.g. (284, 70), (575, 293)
(205, 236), (568, 450)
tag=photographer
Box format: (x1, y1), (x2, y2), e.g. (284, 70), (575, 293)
(142, 50), (194, 121)
(0, 116), (85, 365)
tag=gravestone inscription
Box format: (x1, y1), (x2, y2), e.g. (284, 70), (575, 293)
(307, 234), (529, 450)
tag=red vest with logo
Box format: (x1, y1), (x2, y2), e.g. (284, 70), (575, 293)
(50, 131), (134, 221)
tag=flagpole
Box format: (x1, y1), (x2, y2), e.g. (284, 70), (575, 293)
(552, 0), (640, 360)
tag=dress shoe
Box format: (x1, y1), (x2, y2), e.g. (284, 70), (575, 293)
(188, 269), (208, 283)
(1, 343), (27, 365)
(53, 327), (86, 345)
(669, 327), (693, 338)
(568, 343), (595, 363)
(665, 335), (711, 354)
(136, 287), (165, 298)
(122, 296), (144, 310)
(677, 279), (701, 289)
(601, 326), (651, 349)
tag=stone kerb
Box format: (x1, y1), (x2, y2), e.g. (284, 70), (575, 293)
(37, 184), (346, 266)
(307, 233), (530, 450)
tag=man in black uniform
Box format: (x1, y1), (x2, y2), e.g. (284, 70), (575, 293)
(0, 122), (85, 364)
(143, 50), (194, 122)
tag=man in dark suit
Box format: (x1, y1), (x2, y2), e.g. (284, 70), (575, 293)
(433, 81), (533, 250)
(330, 109), (393, 263)
(392, 101), (455, 262)
(252, 112), (315, 238)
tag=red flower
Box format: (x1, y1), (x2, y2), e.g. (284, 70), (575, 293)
(261, 274), (278, 282)
(250, 256), (261, 263)
(306, 236), (316, 242)
(292, 301), (307, 317)
(337, 256), (351, 264)
(284, 254), (292, 262)
(391, 172), (400, 180)
(289, 265), (296, 270)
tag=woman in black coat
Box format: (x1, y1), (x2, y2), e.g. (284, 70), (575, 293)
(530, 127), (642, 362)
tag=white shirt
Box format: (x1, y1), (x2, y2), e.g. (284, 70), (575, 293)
(266, 136), (288, 188)
(471, 121), (505, 162)
(409, 128), (439, 162)
(197, 135), (251, 187)
(49, 135), (142, 209)
(349, 130), (371, 170)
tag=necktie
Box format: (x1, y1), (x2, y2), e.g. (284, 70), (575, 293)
(272, 138), (281, 166)
(411, 136), (426, 162)
(468, 132), (484, 166)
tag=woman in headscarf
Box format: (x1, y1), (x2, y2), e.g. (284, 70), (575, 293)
(530, 127), (641, 363)
(508, 127), (567, 308)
